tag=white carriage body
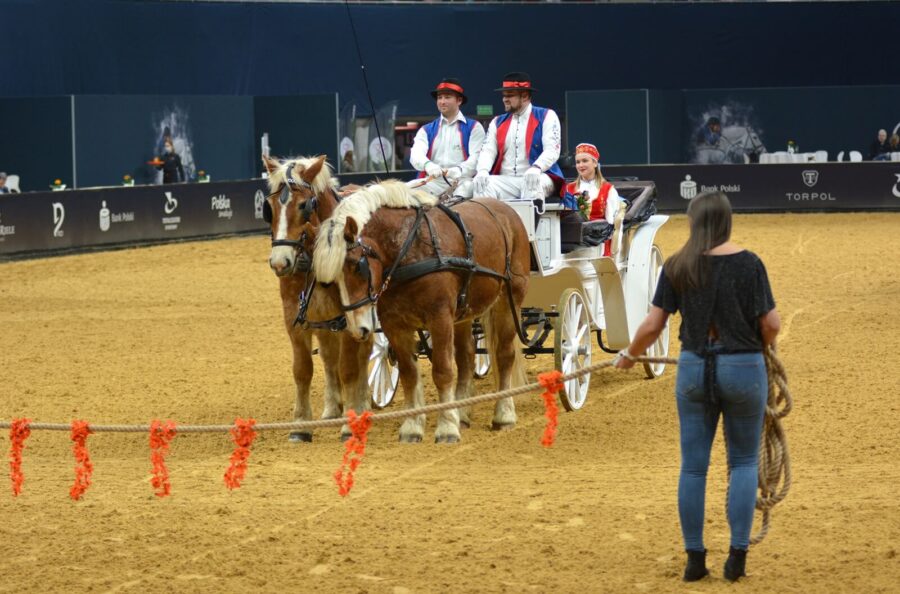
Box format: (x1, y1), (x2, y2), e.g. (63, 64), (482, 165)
(506, 199), (668, 350)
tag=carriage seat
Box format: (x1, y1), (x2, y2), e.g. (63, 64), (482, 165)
(617, 181), (658, 229)
(559, 181), (657, 253)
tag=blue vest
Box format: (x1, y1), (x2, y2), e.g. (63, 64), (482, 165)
(419, 116), (478, 169)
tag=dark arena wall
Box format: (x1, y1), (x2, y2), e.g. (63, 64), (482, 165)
(1, 0), (898, 113)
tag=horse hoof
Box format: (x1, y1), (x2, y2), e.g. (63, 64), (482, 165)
(490, 422), (516, 432)
(340, 432), (352, 443)
(399, 434), (423, 443)
(289, 432), (313, 443)
(434, 435), (460, 444)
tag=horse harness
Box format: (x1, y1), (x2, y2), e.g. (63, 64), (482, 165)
(338, 200), (530, 342)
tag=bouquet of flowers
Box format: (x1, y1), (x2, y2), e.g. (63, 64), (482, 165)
(575, 191), (590, 221)
(50, 178), (66, 191)
(563, 190), (591, 221)
(122, 174), (134, 187)
(197, 170), (210, 183)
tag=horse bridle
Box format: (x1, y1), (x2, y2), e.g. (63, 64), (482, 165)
(339, 206), (426, 313)
(265, 161), (323, 252)
(340, 238), (385, 312)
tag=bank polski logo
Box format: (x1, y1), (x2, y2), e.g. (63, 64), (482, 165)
(801, 170), (819, 188)
(52, 202), (65, 237)
(254, 190), (265, 220)
(99, 200), (111, 232)
(680, 175), (698, 200)
(164, 191), (179, 214)
(893, 174), (900, 198)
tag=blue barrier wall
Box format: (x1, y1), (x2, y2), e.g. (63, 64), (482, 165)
(253, 95), (340, 172)
(0, 97), (73, 191)
(0, 93), (338, 191)
(74, 95), (256, 188)
(567, 86), (900, 165)
(1, 1), (898, 116)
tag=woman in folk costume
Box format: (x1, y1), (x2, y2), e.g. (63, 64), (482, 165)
(562, 143), (621, 255)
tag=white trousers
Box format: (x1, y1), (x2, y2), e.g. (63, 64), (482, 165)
(481, 174), (555, 202)
(420, 178), (474, 198)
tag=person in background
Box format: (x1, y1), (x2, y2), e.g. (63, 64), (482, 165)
(869, 129), (890, 161)
(0, 172), (9, 194)
(409, 77), (485, 198)
(888, 133), (900, 156)
(561, 143), (620, 255)
(473, 72), (564, 212)
(614, 191), (781, 583)
(156, 137), (185, 184)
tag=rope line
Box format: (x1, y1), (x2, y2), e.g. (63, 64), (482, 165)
(1, 350), (791, 544)
(0, 356), (634, 433)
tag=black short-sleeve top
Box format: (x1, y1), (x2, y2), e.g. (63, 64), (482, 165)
(651, 250), (775, 353)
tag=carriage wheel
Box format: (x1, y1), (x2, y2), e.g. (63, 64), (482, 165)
(554, 288), (592, 411)
(643, 244), (670, 378)
(369, 330), (399, 409)
(473, 332), (491, 379)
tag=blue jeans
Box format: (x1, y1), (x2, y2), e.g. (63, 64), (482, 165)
(676, 349), (766, 551)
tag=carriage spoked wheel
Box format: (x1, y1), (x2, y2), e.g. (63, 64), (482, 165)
(554, 288), (592, 411)
(643, 244), (669, 379)
(369, 329), (400, 409)
(472, 323), (491, 379)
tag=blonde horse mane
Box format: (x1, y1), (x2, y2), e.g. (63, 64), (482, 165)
(313, 180), (438, 283)
(265, 156), (337, 196)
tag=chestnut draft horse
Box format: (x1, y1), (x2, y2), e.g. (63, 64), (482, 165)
(263, 155), (372, 441)
(312, 181), (531, 443)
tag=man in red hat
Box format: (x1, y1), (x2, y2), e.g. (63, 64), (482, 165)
(409, 77), (485, 198)
(473, 72), (563, 211)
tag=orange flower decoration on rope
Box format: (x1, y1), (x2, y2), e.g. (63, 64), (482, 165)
(537, 371), (563, 447)
(149, 420), (177, 497)
(334, 410), (374, 497)
(70, 420), (94, 500)
(9, 418), (31, 496)
(224, 418), (257, 490)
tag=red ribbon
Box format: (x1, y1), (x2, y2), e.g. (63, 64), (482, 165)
(537, 371), (563, 447)
(436, 82), (464, 95)
(502, 81), (532, 89)
(334, 410), (374, 497)
(9, 418), (31, 496)
(149, 420), (177, 497)
(224, 418), (257, 490)
(70, 420), (94, 500)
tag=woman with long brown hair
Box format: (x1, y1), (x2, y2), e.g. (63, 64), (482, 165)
(615, 191), (781, 582)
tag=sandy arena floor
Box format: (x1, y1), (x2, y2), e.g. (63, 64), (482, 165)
(1, 212), (899, 593)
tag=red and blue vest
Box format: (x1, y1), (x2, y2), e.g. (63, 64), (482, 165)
(416, 116), (479, 178)
(490, 105), (565, 189)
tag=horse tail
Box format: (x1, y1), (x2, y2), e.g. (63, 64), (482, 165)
(482, 298), (527, 393)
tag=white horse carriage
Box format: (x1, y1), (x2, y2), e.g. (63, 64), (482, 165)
(366, 180), (671, 411)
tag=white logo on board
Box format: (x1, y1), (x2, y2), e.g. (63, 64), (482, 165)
(254, 190), (266, 220)
(802, 170), (819, 188)
(680, 175), (697, 200)
(52, 202), (65, 237)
